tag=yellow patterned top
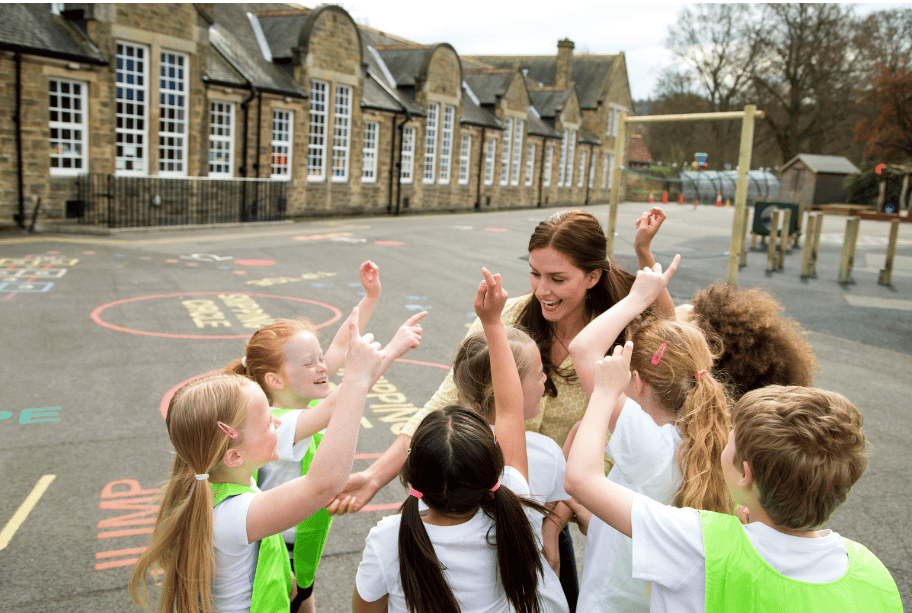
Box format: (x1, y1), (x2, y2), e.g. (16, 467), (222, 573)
(401, 294), (592, 449)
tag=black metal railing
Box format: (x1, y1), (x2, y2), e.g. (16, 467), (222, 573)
(73, 174), (287, 228)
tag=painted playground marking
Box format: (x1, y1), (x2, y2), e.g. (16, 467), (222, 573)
(0, 475), (56, 551)
(91, 292), (342, 339)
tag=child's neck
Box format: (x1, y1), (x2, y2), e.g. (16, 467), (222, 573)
(747, 505), (824, 539)
(209, 464), (256, 487)
(422, 507), (477, 526)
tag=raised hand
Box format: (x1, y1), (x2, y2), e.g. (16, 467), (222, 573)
(592, 341), (633, 399)
(629, 254), (681, 309)
(386, 311), (426, 359)
(633, 207), (667, 254)
(359, 260), (381, 300)
(343, 308), (384, 386)
(474, 267), (508, 326)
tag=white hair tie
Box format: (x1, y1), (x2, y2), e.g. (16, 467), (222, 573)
(195, 473), (209, 481)
(241, 356), (248, 369)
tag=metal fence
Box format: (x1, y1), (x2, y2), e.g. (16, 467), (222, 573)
(72, 174), (287, 228)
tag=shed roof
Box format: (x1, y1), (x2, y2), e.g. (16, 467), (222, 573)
(782, 154), (860, 175)
(629, 134), (653, 163)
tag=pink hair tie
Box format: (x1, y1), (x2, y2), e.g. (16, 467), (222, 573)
(409, 488), (423, 500)
(491, 480), (501, 493)
(216, 421), (239, 439)
(695, 370), (708, 380)
(651, 342), (668, 365)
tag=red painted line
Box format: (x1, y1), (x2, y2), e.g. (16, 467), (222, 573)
(484, 227), (508, 232)
(97, 528), (153, 539)
(160, 369), (221, 418)
(96, 547), (147, 559)
(95, 557), (141, 571)
(360, 502), (402, 513)
(90, 292), (342, 340)
(394, 357), (450, 370)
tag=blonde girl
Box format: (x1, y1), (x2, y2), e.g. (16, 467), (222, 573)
(566, 255), (732, 613)
(130, 315), (384, 613)
(353, 269), (568, 613)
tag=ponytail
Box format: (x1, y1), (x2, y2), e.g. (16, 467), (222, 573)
(130, 455), (217, 613)
(673, 371), (731, 514)
(486, 485), (545, 613)
(397, 495), (461, 613)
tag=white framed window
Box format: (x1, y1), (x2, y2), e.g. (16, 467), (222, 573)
(607, 104), (628, 138)
(524, 142), (536, 186)
(558, 130), (568, 186)
(362, 120), (378, 183)
(565, 130), (576, 187)
(308, 80), (327, 180)
(458, 133), (471, 185)
(158, 50), (187, 176)
(401, 126), (415, 183)
(511, 119), (524, 185)
(423, 102), (439, 183)
(208, 101), (234, 177)
(500, 118), (512, 186)
(271, 110), (293, 180)
(332, 84), (351, 181)
(578, 150), (587, 187)
(115, 41), (148, 175)
(438, 105), (454, 184)
(605, 152), (615, 188)
(544, 144), (554, 187)
(484, 137), (496, 185)
(49, 78), (88, 175)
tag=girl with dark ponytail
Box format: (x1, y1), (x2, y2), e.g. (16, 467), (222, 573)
(566, 254), (733, 613)
(353, 269), (569, 613)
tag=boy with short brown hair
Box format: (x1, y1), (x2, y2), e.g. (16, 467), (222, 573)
(565, 344), (903, 612)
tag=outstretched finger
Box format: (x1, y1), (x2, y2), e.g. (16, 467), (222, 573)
(404, 310), (427, 326)
(664, 254), (681, 280)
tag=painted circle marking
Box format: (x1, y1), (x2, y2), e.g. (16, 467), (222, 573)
(91, 292), (342, 339)
(485, 227), (508, 233)
(233, 259), (275, 267)
(373, 240), (404, 246)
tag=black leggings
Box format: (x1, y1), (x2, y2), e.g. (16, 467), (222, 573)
(559, 524), (579, 612)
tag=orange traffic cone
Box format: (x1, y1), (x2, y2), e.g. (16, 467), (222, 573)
(648, 190), (654, 203)
(678, 193), (684, 205)
(715, 191), (723, 207)
(662, 190), (668, 204)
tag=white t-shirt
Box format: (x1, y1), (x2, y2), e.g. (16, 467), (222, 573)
(577, 397), (683, 613)
(356, 467), (569, 613)
(631, 494), (849, 613)
(256, 408), (312, 544)
(211, 486), (258, 613)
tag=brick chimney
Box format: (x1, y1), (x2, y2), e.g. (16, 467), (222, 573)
(556, 38), (574, 89)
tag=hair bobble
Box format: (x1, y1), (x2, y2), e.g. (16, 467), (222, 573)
(652, 342), (668, 365)
(241, 356), (248, 370)
(409, 488), (423, 500)
(695, 370), (708, 380)
(491, 480), (501, 493)
(194, 473), (209, 481)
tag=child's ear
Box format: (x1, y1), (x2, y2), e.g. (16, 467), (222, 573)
(739, 461), (753, 488)
(223, 446), (244, 468)
(628, 370), (646, 399)
(264, 372), (284, 391)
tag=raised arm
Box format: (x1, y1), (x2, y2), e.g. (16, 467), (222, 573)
(324, 261), (382, 376)
(633, 207), (676, 319)
(476, 268), (528, 481)
(246, 316), (385, 542)
(564, 342), (636, 538)
(568, 254), (680, 397)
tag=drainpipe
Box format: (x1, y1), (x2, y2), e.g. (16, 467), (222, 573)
(387, 110), (400, 213)
(13, 53), (25, 229)
(475, 126), (486, 210)
(394, 110), (411, 216)
(585, 144), (594, 205)
(537, 138), (547, 207)
(239, 86), (257, 177)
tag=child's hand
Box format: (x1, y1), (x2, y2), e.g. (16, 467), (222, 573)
(593, 341), (633, 397)
(386, 311), (426, 359)
(343, 308), (384, 384)
(630, 254), (681, 308)
(633, 207), (666, 254)
(359, 260), (381, 300)
(474, 267), (508, 325)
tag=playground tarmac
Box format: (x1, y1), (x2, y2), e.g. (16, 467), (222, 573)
(0, 202), (910, 611)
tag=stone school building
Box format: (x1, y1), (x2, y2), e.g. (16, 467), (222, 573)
(0, 3), (634, 228)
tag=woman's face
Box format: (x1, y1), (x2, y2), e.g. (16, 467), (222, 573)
(528, 246), (599, 327)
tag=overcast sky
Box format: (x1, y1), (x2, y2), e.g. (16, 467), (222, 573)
(336, 1), (908, 100)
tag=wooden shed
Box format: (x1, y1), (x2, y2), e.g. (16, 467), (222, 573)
(780, 154), (860, 205)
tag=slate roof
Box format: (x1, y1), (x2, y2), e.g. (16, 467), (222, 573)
(461, 92), (501, 129)
(578, 126), (602, 147)
(205, 40), (248, 88)
(526, 107), (561, 139)
(255, 8), (310, 60)
(0, 3), (105, 64)
(465, 55), (618, 109)
(528, 89), (573, 119)
(210, 4), (305, 96)
(375, 46), (429, 88)
(782, 154), (860, 175)
(462, 70), (517, 107)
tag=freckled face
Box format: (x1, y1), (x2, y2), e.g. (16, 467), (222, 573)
(520, 344), (546, 420)
(277, 331), (330, 401)
(528, 246), (599, 327)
